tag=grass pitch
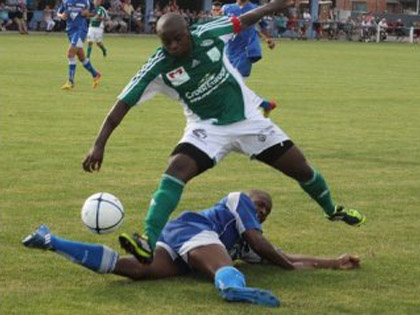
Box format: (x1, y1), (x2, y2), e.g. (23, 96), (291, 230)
(1, 33), (420, 314)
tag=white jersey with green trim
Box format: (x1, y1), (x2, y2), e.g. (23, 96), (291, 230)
(118, 17), (263, 126)
(89, 6), (108, 29)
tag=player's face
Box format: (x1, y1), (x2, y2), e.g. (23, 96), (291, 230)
(159, 28), (192, 58)
(250, 194), (272, 223)
(212, 5), (222, 16)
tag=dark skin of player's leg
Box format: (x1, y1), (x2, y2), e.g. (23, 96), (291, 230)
(164, 145), (314, 185)
(113, 244), (233, 281)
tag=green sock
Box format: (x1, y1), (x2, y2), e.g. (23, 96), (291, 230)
(87, 46), (92, 58)
(99, 45), (107, 57)
(299, 169), (335, 216)
(144, 174), (185, 249)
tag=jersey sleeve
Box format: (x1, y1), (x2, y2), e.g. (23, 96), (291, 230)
(224, 192), (262, 234)
(117, 50), (168, 106)
(193, 16), (242, 43)
(57, 1), (65, 14)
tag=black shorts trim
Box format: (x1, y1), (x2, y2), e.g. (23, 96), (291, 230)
(171, 143), (214, 174)
(254, 140), (294, 165)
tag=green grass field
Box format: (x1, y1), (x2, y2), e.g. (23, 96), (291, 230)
(1, 33), (420, 314)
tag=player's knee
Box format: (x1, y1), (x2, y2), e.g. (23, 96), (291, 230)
(166, 154), (199, 183)
(169, 143), (214, 181)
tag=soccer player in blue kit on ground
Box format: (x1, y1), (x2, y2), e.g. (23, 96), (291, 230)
(22, 190), (360, 308)
(222, 0), (277, 116)
(57, 0), (102, 90)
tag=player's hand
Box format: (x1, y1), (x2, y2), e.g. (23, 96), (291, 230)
(58, 12), (67, 20)
(81, 9), (91, 17)
(83, 145), (104, 173)
(266, 38), (275, 49)
(336, 254), (360, 270)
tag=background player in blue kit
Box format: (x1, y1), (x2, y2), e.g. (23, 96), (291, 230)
(23, 190), (360, 308)
(57, 0), (102, 90)
(222, 0), (277, 116)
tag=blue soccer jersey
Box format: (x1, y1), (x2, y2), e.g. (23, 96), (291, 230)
(223, 2), (267, 74)
(58, 0), (92, 33)
(158, 192), (262, 257)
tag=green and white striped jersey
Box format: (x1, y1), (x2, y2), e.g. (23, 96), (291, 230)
(89, 6), (108, 28)
(118, 17), (263, 126)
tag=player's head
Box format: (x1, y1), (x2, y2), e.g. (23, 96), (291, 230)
(247, 190), (272, 223)
(212, 1), (222, 16)
(157, 13), (191, 58)
(94, 0), (102, 7)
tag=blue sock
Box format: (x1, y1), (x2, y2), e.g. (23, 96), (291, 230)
(50, 235), (118, 274)
(215, 266), (246, 291)
(68, 57), (76, 84)
(82, 58), (97, 77)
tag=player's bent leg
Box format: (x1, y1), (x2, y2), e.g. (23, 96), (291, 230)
(114, 247), (183, 280)
(188, 244), (234, 279)
(120, 144), (213, 263)
(76, 47), (101, 87)
(256, 141), (365, 226)
(145, 146), (212, 245)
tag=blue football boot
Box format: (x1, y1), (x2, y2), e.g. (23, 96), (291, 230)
(22, 224), (52, 250)
(220, 286), (281, 307)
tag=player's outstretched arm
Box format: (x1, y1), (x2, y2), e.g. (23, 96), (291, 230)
(284, 253), (361, 270)
(83, 101), (131, 173)
(239, 0), (295, 30)
(243, 229), (295, 270)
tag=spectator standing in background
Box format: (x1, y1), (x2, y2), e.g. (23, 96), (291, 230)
(132, 5), (142, 33)
(395, 19), (404, 42)
(43, 4), (55, 32)
(7, 0), (28, 34)
(0, 2), (13, 30)
(121, 0), (134, 31)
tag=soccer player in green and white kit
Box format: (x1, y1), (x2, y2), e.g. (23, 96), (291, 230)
(86, 0), (108, 59)
(83, 0), (366, 264)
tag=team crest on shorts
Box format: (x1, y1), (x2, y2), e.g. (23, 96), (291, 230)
(166, 67), (190, 86)
(192, 128), (207, 139)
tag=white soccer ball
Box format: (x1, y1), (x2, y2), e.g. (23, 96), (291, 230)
(81, 192), (124, 234)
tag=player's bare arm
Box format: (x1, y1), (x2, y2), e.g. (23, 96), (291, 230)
(283, 253), (360, 270)
(243, 229), (295, 269)
(83, 101), (131, 172)
(81, 9), (94, 18)
(239, 0), (295, 29)
(259, 29), (275, 49)
(57, 12), (67, 20)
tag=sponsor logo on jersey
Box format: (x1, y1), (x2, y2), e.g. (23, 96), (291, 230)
(200, 39), (214, 47)
(206, 47), (221, 63)
(185, 66), (229, 103)
(166, 66), (190, 86)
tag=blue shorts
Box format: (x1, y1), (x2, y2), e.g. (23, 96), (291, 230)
(228, 53), (262, 78)
(67, 28), (87, 47)
(156, 212), (224, 264)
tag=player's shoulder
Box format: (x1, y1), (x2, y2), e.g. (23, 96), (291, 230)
(141, 48), (168, 72)
(192, 16), (231, 37)
(224, 192), (255, 211)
